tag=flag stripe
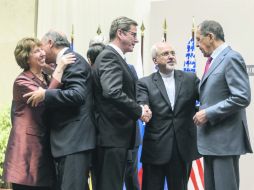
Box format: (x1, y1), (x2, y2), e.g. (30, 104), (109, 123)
(196, 159), (204, 188)
(184, 37), (204, 190)
(190, 168), (199, 190)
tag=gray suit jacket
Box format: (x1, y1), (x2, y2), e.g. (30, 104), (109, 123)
(198, 46), (252, 155)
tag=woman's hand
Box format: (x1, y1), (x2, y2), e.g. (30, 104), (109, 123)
(53, 53), (76, 82)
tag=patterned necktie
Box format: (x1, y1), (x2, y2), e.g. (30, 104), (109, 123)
(202, 57), (213, 77)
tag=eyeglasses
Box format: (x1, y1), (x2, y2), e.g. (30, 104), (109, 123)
(123, 30), (137, 39)
(159, 51), (176, 57)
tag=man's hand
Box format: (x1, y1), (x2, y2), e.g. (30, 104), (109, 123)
(140, 105), (152, 123)
(23, 87), (46, 107)
(193, 109), (208, 126)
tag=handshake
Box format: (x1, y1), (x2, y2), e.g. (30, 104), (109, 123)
(140, 105), (152, 123)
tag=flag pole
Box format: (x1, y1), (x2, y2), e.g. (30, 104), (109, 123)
(97, 25), (102, 35)
(140, 21), (145, 76)
(71, 24), (74, 50)
(192, 16), (195, 40)
(163, 18), (167, 42)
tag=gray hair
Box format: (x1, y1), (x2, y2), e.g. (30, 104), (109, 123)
(89, 35), (108, 47)
(43, 30), (70, 48)
(198, 20), (225, 42)
(109, 16), (138, 41)
(151, 44), (159, 60)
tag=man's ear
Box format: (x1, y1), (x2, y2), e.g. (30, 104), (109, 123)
(48, 39), (54, 48)
(116, 29), (123, 39)
(208, 33), (215, 41)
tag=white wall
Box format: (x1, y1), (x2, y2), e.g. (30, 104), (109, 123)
(1, 0), (253, 189)
(0, 0), (36, 109)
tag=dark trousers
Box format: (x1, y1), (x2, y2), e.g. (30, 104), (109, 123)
(125, 147), (140, 190)
(54, 150), (92, 190)
(12, 184), (51, 190)
(95, 147), (128, 190)
(142, 140), (190, 190)
(204, 155), (240, 190)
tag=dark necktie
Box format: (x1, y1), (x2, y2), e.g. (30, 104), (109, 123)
(202, 57), (213, 77)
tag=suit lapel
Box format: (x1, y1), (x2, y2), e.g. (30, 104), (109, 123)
(174, 70), (183, 107)
(106, 46), (136, 82)
(153, 72), (172, 108)
(200, 46), (231, 88)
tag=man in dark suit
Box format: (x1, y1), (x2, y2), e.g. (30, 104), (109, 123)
(92, 16), (151, 190)
(24, 30), (96, 190)
(136, 42), (200, 190)
(193, 20), (252, 190)
(125, 64), (141, 190)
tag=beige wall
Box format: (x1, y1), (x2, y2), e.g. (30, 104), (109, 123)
(0, 0), (36, 109)
(1, 0), (253, 189)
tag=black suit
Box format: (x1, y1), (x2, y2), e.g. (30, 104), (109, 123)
(125, 64), (141, 190)
(92, 45), (142, 190)
(44, 49), (96, 190)
(136, 70), (200, 190)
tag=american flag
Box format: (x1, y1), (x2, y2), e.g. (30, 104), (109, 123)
(184, 37), (204, 190)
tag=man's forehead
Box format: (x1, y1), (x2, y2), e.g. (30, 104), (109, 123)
(159, 43), (174, 51)
(129, 24), (137, 30)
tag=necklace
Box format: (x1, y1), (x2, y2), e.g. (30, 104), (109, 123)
(30, 70), (46, 83)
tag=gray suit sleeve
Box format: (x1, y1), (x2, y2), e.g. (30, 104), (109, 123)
(205, 53), (251, 125)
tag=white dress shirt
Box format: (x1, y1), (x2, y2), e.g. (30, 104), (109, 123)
(160, 71), (175, 110)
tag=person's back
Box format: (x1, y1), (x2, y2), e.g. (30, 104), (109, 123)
(45, 51), (95, 156)
(40, 30), (96, 190)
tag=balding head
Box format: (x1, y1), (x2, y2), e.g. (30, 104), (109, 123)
(151, 42), (177, 74)
(151, 42), (174, 60)
(42, 29), (70, 48)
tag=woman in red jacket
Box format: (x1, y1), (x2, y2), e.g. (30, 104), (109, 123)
(3, 37), (74, 190)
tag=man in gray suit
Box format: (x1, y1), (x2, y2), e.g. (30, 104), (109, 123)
(193, 20), (252, 190)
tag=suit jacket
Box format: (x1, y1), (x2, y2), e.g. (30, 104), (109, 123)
(44, 49), (96, 157)
(198, 46), (252, 155)
(128, 64), (141, 147)
(92, 45), (142, 148)
(3, 71), (55, 186)
(136, 70), (200, 164)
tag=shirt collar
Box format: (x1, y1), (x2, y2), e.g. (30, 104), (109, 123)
(56, 47), (69, 64)
(159, 70), (174, 79)
(211, 43), (228, 60)
(109, 43), (125, 60)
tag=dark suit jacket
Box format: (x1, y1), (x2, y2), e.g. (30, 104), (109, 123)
(3, 71), (55, 186)
(44, 49), (96, 157)
(136, 70), (200, 164)
(128, 64), (141, 147)
(92, 45), (142, 148)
